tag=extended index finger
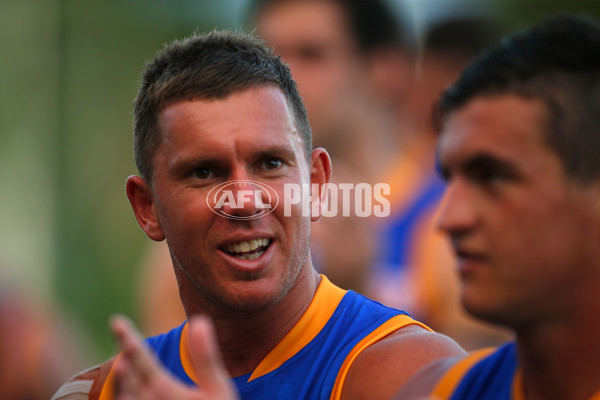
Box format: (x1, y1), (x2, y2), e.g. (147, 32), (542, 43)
(187, 316), (238, 399)
(111, 314), (160, 383)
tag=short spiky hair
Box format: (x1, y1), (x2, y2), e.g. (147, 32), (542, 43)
(133, 30), (312, 181)
(435, 14), (600, 183)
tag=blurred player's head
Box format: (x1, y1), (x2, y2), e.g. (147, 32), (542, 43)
(249, 0), (407, 138)
(435, 14), (600, 328)
(435, 14), (600, 182)
(408, 16), (500, 134)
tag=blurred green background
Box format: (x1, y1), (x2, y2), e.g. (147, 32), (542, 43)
(1, 0), (251, 362)
(1, 0), (599, 368)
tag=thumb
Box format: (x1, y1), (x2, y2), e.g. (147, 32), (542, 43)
(187, 316), (239, 399)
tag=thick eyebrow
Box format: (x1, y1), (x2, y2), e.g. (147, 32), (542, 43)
(252, 145), (299, 165)
(465, 153), (519, 175)
(168, 144), (300, 176)
(438, 152), (520, 181)
(168, 156), (225, 176)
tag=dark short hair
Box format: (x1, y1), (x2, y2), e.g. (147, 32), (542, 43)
(424, 16), (501, 62)
(133, 30), (312, 182)
(435, 14), (600, 182)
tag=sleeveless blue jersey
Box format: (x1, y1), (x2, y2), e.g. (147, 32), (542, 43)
(432, 341), (600, 400)
(431, 342), (520, 400)
(142, 276), (427, 400)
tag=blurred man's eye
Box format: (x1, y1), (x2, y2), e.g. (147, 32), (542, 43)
(296, 44), (328, 62)
(463, 155), (519, 187)
(469, 167), (507, 185)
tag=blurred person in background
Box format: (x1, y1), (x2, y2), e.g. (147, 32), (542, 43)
(249, 0), (411, 164)
(395, 13), (600, 399)
(0, 279), (92, 399)
(369, 16), (512, 350)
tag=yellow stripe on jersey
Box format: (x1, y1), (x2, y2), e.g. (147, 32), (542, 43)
(590, 390), (600, 400)
(329, 314), (432, 400)
(98, 355), (120, 400)
(430, 347), (496, 399)
(180, 275), (347, 383)
(180, 322), (196, 383)
(512, 367), (524, 400)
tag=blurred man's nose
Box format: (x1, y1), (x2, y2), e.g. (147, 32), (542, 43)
(436, 180), (478, 236)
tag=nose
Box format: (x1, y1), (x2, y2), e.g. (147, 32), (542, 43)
(436, 180), (478, 237)
(218, 183), (272, 219)
(215, 167), (274, 220)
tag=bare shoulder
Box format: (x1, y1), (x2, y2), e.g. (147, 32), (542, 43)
(391, 354), (464, 400)
(341, 324), (466, 400)
(51, 357), (116, 400)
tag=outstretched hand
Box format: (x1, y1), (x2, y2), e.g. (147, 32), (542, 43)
(110, 314), (239, 400)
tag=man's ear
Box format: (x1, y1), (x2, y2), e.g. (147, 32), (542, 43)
(309, 148), (332, 222)
(125, 175), (165, 241)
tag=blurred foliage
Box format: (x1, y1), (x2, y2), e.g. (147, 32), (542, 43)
(1, 0), (246, 361)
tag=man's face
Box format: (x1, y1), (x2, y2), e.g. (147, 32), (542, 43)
(139, 86), (319, 314)
(437, 95), (600, 328)
(256, 0), (362, 135)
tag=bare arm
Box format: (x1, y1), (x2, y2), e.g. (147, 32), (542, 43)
(340, 325), (466, 400)
(391, 355), (465, 400)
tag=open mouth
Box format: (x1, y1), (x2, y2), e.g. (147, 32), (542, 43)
(221, 238), (272, 261)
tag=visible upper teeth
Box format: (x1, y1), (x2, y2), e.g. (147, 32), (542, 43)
(224, 238), (269, 254)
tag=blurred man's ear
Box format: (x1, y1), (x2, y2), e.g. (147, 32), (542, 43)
(125, 175), (166, 241)
(309, 148), (332, 222)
